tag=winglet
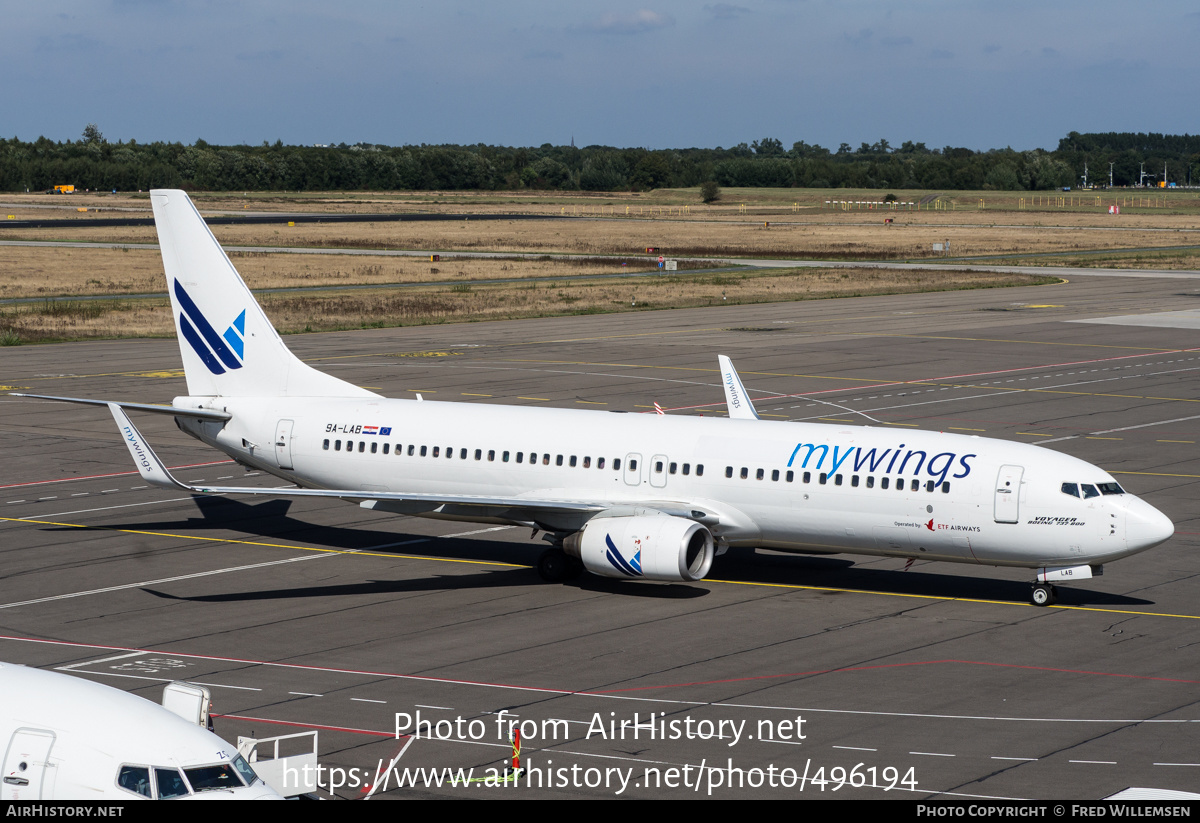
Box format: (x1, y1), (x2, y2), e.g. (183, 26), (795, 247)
(717, 355), (760, 420)
(108, 403), (190, 491)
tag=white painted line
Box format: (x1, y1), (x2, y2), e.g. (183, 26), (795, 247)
(352, 698), (387, 704)
(29, 496), (196, 519)
(1154, 762), (1200, 767)
(56, 650), (147, 670)
(364, 737), (414, 801)
(58, 670), (261, 690)
(1041, 412), (1200, 444)
(1069, 760), (1116, 765)
(0, 552), (338, 610)
(440, 526), (514, 538)
(833, 746), (878, 752)
(991, 757), (1038, 761)
(416, 705), (455, 710)
(16, 635), (1194, 730)
(192, 680), (262, 692)
(910, 751), (955, 757)
(289, 692), (324, 697)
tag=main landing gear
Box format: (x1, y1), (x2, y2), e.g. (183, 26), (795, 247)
(1031, 583), (1057, 607)
(537, 548), (583, 582)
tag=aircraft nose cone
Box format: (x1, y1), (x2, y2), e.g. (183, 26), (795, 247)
(1127, 501), (1174, 551)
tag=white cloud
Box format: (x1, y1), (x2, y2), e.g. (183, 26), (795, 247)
(583, 9), (675, 34)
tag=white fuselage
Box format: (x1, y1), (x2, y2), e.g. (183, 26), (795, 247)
(177, 395), (1173, 571)
(0, 664), (280, 800)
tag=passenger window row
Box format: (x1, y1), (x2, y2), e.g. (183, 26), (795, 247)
(724, 465), (950, 493)
(321, 440), (709, 476)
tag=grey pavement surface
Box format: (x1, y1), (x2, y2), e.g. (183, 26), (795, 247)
(1, 274), (1199, 799)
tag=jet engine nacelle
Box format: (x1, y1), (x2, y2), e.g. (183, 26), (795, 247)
(563, 514), (715, 582)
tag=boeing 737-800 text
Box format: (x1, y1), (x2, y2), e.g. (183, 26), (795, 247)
(15, 190), (1174, 606)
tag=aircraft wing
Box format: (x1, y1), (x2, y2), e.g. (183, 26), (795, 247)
(107, 403), (710, 521)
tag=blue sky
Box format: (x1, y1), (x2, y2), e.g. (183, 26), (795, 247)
(4, 1), (1197, 152)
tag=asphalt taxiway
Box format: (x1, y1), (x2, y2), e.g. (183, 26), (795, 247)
(1, 270), (1199, 799)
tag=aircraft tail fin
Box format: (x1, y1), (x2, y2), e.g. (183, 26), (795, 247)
(150, 189), (376, 399)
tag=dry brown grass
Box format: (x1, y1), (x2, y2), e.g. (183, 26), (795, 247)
(0, 267), (1054, 344)
(0, 246), (676, 298)
(11, 215), (1200, 263)
(0, 186), (1186, 344)
(7, 185), (1199, 219)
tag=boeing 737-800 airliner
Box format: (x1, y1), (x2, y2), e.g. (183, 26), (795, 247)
(16, 190), (1174, 606)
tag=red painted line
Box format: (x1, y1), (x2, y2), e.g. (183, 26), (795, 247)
(5, 635), (1195, 709)
(592, 658), (1200, 694)
(592, 660), (939, 693)
(213, 713), (394, 738)
(0, 634), (572, 696)
(0, 460), (233, 490)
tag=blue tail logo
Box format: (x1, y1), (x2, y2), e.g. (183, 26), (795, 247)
(605, 534), (643, 577)
(174, 280), (246, 375)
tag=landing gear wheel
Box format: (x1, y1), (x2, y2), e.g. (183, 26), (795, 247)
(538, 548), (570, 582)
(1031, 584), (1057, 606)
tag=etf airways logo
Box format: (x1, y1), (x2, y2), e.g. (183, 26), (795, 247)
(605, 534), (643, 577)
(924, 519), (982, 533)
(175, 279), (246, 375)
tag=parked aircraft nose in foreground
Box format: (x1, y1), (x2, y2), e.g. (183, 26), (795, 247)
(0, 663), (282, 800)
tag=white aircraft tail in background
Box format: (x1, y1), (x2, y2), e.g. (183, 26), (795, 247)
(151, 188), (375, 400)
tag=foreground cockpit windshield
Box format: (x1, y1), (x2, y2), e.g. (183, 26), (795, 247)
(118, 754), (261, 798)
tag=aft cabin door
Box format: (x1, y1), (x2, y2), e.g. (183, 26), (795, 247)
(275, 419), (295, 470)
(994, 464), (1024, 524)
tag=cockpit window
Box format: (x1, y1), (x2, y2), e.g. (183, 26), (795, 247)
(231, 754), (260, 787)
(1081, 484), (1100, 499)
(1061, 483), (1080, 498)
(155, 767), (190, 798)
(117, 765), (151, 798)
(183, 763), (245, 792)
(1098, 482), (1125, 495)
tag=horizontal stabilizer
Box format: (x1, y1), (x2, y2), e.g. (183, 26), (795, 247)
(717, 355), (760, 420)
(14, 393), (230, 421)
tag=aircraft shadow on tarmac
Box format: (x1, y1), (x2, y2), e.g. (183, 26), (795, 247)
(79, 497), (708, 601)
(46, 496), (1155, 608)
(714, 548), (1157, 608)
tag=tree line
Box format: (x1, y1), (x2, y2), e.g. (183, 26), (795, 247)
(2, 127), (1197, 193)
